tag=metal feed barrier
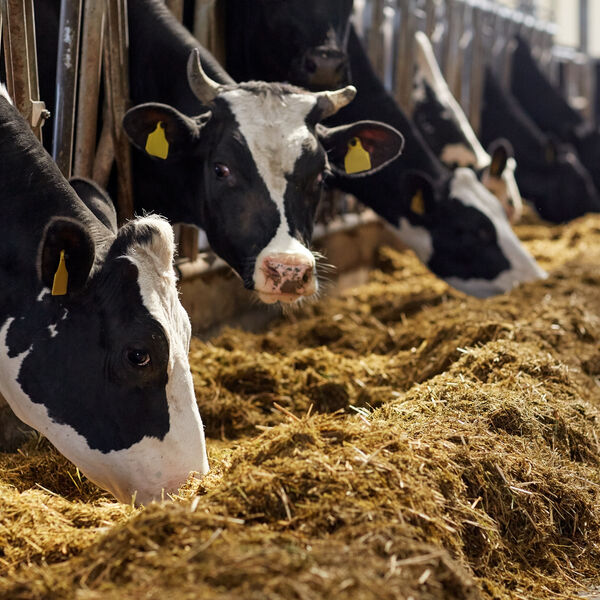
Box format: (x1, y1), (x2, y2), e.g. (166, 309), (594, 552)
(1, 0), (597, 329)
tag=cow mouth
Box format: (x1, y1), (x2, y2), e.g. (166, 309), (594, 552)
(256, 290), (310, 304)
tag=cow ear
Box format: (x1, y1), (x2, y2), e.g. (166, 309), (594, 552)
(317, 120), (404, 177)
(122, 103), (206, 161)
(402, 172), (436, 217)
(487, 139), (513, 177)
(39, 217), (96, 296)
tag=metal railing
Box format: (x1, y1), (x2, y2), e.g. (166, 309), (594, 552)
(2, 0), (598, 267)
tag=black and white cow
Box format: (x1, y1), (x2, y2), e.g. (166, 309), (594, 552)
(224, 8), (545, 297)
(36, 0), (402, 305)
(481, 68), (600, 223)
(510, 36), (600, 195)
(225, 0), (353, 91)
(0, 85), (207, 505)
(411, 31), (522, 223)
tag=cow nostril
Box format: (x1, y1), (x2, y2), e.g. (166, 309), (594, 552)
(302, 270), (311, 284)
(304, 57), (317, 74)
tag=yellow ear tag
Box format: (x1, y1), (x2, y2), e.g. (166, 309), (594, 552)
(344, 137), (371, 174)
(51, 250), (68, 296)
(410, 189), (425, 215)
(145, 121), (169, 159)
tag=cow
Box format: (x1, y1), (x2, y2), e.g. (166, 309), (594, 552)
(35, 0), (403, 305)
(224, 0), (353, 91)
(223, 8), (545, 297)
(411, 31), (522, 223)
(0, 85), (208, 505)
(480, 67), (600, 223)
(510, 36), (600, 195)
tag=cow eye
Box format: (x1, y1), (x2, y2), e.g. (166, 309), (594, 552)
(126, 349), (151, 368)
(214, 163), (231, 179)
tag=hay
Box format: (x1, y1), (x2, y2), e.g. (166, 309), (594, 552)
(1, 214), (600, 599)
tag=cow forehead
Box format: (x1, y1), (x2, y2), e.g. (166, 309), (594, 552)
(220, 89), (320, 177)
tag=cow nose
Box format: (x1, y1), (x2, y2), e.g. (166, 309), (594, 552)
(302, 47), (348, 89)
(257, 253), (316, 303)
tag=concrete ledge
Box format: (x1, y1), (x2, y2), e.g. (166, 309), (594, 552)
(176, 211), (406, 335)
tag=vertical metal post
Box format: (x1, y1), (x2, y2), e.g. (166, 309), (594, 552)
(580, 0), (588, 54)
(2, 0), (48, 140)
(468, 4), (484, 135)
(367, 0), (386, 80)
(104, 0), (134, 223)
(166, 0), (184, 22)
(73, 1), (105, 178)
(52, 0), (82, 177)
(394, 0), (416, 113)
(425, 0), (438, 38)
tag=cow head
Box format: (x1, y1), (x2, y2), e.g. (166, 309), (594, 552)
(480, 140), (522, 224)
(412, 63), (523, 224)
(3, 214), (207, 505)
(515, 137), (600, 223)
(395, 168), (546, 297)
(244, 0), (352, 90)
(123, 49), (403, 304)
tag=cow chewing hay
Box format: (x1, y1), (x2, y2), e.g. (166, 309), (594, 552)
(1, 211), (600, 599)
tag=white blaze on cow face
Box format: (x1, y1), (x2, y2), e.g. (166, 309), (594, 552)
(221, 88), (319, 304)
(0, 216), (207, 504)
(446, 169), (545, 297)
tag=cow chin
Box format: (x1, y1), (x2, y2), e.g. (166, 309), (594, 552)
(252, 238), (318, 305)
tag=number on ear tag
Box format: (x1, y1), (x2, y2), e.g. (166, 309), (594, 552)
(52, 250), (68, 296)
(410, 189), (425, 215)
(344, 137), (371, 174)
(145, 121), (169, 159)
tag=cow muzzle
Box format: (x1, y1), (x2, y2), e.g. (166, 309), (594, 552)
(255, 253), (317, 304)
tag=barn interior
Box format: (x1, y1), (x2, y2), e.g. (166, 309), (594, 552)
(2, 1), (600, 599)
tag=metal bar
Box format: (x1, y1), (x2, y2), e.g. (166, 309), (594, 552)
(367, 0), (385, 80)
(52, 0), (82, 177)
(468, 4), (484, 135)
(424, 0), (438, 38)
(73, 0), (105, 178)
(104, 0), (134, 223)
(394, 0), (416, 113)
(580, 0), (588, 54)
(165, 0), (184, 22)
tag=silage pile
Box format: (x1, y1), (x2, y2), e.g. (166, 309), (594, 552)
(2, 214), (600, 599)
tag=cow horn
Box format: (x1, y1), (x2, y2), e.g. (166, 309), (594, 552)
(314, 85), (357, 120)
(187, 48), (221, 104)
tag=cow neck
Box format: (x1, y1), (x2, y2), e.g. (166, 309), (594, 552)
(481, 69), (547, 167)
(0, 100), (111, 309)
(127, 0), (234, 114)
(329, 26), (447, 181)
(326, 25), (449, 223)
(510, 37), (583, 136)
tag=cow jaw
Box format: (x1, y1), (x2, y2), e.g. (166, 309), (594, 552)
(0, 217), (208, 505)
(221, 88), (319, 303)
(448, 169), (545, 296)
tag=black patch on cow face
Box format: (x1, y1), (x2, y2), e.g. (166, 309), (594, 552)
(195, 99), (284, 288)
(425, 198), (511, 280)
(9, 234), (171, 454)
(412, 79), (471, 166)
(283, 139), (327, 247)
(399, 177), (511, 281)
